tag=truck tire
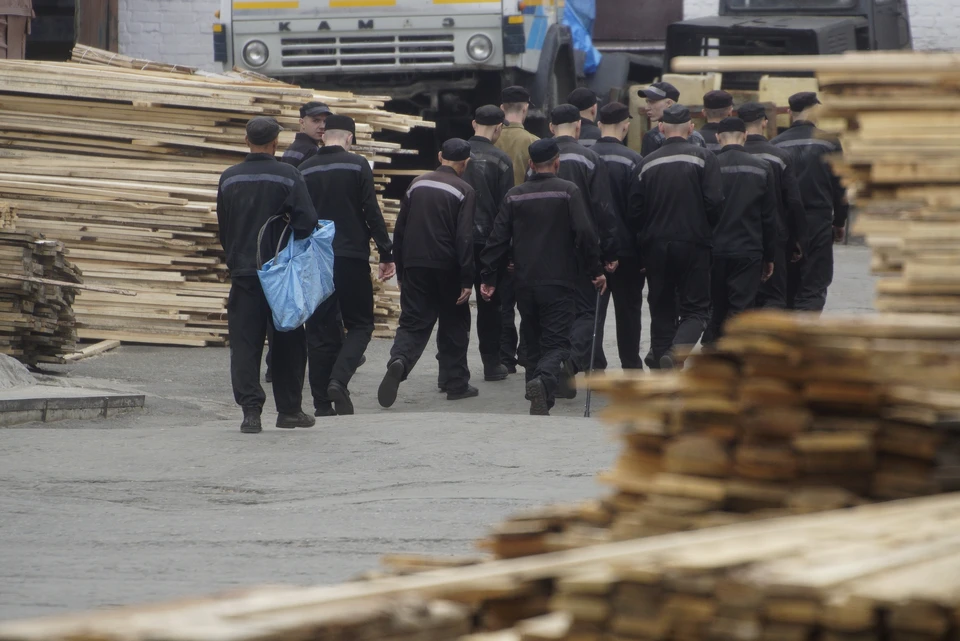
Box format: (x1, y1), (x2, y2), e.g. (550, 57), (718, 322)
(529, 24), (577, 115)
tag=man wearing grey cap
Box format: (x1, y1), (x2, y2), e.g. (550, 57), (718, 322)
(281, 101), (332, 168)
(772, 91), (848, 312)
(378, 138), (478, 408)
(641, 82), (706, 156)
(217, 116), (319, 434)
(628, 104), (723, 370)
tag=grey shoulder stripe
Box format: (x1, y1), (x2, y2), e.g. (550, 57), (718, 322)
(600, 154), (635, 167)
(721, 165), (768, 177)
(753, 152), (787, 169)
(407, 179), (465, 201)
(639, 154), (705, 177)
(507, 191), (571, 203)
(282, 150), (305, 160)
(301, 162), (362, 176)
(222, 173), (295, 189)
(775, 138), (838, 150)
(559, 153), (596, 171)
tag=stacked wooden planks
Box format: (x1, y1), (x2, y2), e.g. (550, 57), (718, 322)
(0, 47), (424, 344)
(483, 311), (960, 559)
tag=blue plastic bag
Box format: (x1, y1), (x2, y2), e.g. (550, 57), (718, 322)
(257, 219), (335, 332)
(563, 0), (602, 75)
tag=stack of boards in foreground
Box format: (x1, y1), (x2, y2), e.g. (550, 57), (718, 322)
(0, 46), (423, 347)
(4, 494), (960, 641)
(484, 311), (960, 559)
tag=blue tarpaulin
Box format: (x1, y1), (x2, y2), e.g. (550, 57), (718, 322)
(563, 0), (602, 75)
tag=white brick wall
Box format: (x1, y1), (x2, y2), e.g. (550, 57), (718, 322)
(684, 0), (960, 51)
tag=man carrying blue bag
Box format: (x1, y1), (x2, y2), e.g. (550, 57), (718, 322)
(217, 116), (319, 434)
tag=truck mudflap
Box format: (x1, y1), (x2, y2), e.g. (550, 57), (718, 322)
(529, 23), (576, 113)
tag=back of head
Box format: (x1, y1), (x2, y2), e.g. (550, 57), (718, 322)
(702, 90), (734, 122)
(567, 87), (598, 115)
(528, 138), (560, 174)
(716, 117), (747, 147)
(440, 137), (471, 175)
(246, 117), (283, 150)
(323, 114), (355, 148)
(788, 91), (821, 121)
(550, 103), (581, 137)
(501, 86), (532, 122)
(659, 104), (692, 139)
(737, 102), (768, 133)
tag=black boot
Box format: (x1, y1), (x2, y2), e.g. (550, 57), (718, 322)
(526, 378), (550, 416)
(327, 380), (354, 415)
(276, 411), (316, 429)
(447, 384), (479, 401)
(482, 354), (509, 382)
(314, 403), (336, 417)
(240, 407), (262, 434)
(378, 359), (405, 408)
(557, 359), (578, 399)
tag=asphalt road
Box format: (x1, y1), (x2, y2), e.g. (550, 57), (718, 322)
(0, 246), (875, 620)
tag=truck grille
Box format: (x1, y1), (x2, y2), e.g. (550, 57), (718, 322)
(281, 34), (456, 69)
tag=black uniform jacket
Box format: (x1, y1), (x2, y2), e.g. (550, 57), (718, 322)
(463, 135), (515, 245)
(771, 121), (849, 232)
(714, 145), (778, 262)
(217, 153), (319, 277)
(579, 118), (602, 148)
(641, 126), (707, 157)
(591, 136), (643, 259)
(280, 133), (320, 168)
(628, 137), (724, 250)
(299, 145), (393, 262)
(699, 122), (722, 152)
(394, 165), (476, 288)
(554, 136), (620, 262)
(480, 173), (602, 289)
(744, 134), (808, 248)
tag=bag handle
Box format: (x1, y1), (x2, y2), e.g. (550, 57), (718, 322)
(256, 215), (292, 269)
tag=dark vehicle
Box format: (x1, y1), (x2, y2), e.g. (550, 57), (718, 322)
(664, 0), (912, 88)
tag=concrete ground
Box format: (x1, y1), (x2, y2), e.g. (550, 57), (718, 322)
(0, 246), (874, 620)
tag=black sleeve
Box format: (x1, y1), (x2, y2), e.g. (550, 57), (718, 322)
(498, 156), (515, 207)
(761, 168), (778, 264)
(701, 153), (725, 228)
(570, 186), (602, 278)
(285, 172), (319, 239)
(216, 181), (227, 252)
(640, 130), (656, 157)
(480, 199), (513, 286)
(626, 164), (646, 241)
(589, 161), (621, 262)
(359, 161), (394, 262)
(457, 188), (477, 288)
(830, 141), (850, 229)
(394, 192), (410, 281)
(781, 160), (808, 250)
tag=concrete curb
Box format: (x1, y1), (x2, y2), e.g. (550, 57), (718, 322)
(0, 392), (145, 427)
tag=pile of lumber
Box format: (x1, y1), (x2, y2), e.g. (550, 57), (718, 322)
(6, 493), (960, 641)
(0, 46), (422, 345)
(0, 203), (81, 365)
(483, 311), (960, 559)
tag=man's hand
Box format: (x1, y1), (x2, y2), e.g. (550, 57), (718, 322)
(480, 284), (496, 301)
(378, 262), (396, 281)
(833, 225), (846, 243)
(791, 242), (803, 263)
(592, 274), (608, 295)
(761, 261), (775, 283)
(605, 260), (619, 273)
(507, 261), (515, 273)
(456, 287), (472, 305)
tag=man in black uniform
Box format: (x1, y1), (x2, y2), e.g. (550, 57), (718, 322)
(739, 102), (808, 309)
(628, 104), (724, 370)
(567, 87), (601, 148)
(698, 90), (734, 152)
(281, 101), (331, 167)
(591, 102), (645, 370)
(217, 117), (319, 433)
(641, 82), (706, 156)
(703, 117), (777, 345)
(550, 104), (619, 391)
(772, 92), (849, 312)
(378, 139), (477, 408)
(480, 139), (605, 415)
(460, 105), (514, 383)
(300, 115), (395, 417)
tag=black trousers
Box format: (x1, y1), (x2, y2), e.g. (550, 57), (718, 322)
(644, 240), (711, 361)
(518, 285), (575, 404)
(755, 242), (789, 310)
(306, 257), (375, 409)
(605, 256), (645, 369)
(391, 267), (471, 391)
(498, 269), (529, 367)
(472, 246), (502, 358)
(793, 222), (834, 312)
(227, 276), (306, 414)
(704, 255), (762, 346)
(570, 274), (607, 374)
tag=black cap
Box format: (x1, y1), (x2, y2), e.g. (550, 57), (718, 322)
(660, 104), (691, 125)
(566, 87), (598, 111)
(717, 117), (746, 134)
(441, 138), (471, 162)
(246, 116), (283, 145)
(788, 92), (821, 112)
(643, 81), (680, 102)
(300, 101), (332, 118)
(475, 105), (507, 126)
(703, 89), (734, 110)
(501, 85), (531, 104)
(737, 102), (767, 123)
(551, 104), (581, 125)
(324, 114), (355, 135)
(529, 138), (560, 164)
(599, 102), (632, 125)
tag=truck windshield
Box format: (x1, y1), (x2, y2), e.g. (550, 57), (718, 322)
(726, 0), (857, 9)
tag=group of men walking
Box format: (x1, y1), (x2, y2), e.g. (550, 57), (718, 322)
(217, 81), (848, 428)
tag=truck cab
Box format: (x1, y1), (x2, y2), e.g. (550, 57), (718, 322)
(664, 0), (912, 88)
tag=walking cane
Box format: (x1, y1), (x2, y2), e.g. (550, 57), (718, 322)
(584, 287), (603, 418)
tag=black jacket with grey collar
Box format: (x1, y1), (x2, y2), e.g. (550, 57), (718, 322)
(628, 137), (724, 249)
(280, 133), (320, 167)
(554, 135), (620, 262)
(463, 135), (514, 246)
(714, 145), (778, 262)
(591, 136), (642, 259)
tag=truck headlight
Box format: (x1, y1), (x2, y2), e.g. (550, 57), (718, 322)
(242, 40), (269, 67)
(466, 34), (493, 62)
